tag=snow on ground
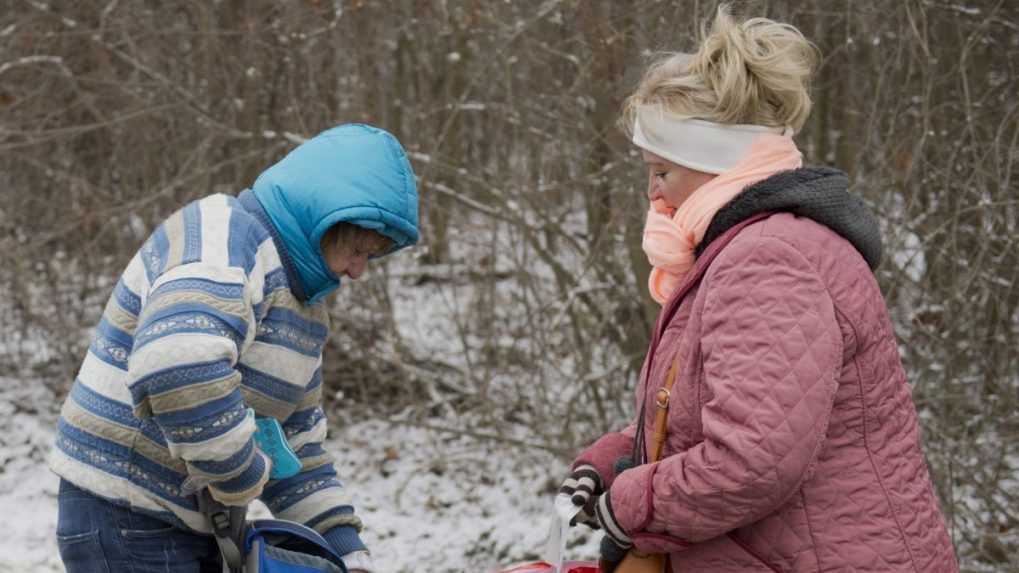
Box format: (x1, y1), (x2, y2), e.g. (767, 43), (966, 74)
(0, 380), (600, 572)
(0, 383), (63, 572)
(333, 419), (599, 571)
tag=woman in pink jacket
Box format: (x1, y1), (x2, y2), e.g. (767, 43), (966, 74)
(559, 6), (958, 572)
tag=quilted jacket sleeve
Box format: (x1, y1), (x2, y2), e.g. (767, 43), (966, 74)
(573, 423), (637, 489)
(608, 235), (842, 553)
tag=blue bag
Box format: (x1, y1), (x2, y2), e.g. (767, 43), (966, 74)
(201, 491), (348, 573)
(200, 414), (343, 572)
(244, 519), (348, 573)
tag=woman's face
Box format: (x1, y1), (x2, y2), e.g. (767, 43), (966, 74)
(642, 150), (716, 213)
(320, 228), (391, 280)
(323, 245), (369, 280)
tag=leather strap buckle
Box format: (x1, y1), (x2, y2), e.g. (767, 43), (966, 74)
(655, 388), (671, 409)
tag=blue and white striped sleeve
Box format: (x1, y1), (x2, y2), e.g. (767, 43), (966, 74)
(126, 197), (270, 506)
(260, 367), (366, 555)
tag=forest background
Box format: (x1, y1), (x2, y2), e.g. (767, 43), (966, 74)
(0, 0), (1016, 571)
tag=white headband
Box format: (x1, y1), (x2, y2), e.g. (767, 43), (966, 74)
(632, 105), (790, 174)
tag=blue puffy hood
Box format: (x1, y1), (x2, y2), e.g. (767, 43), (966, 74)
(250, 124), (419, 304)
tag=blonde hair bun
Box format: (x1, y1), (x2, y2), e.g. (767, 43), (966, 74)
(624, 4), (819, 133)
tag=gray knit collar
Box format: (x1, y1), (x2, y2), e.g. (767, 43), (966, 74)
(695, 167), (883, 269)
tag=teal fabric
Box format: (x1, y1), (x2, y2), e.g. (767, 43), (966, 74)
(251, 124), (419, 304)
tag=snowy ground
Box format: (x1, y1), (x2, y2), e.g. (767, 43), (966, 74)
(0, 381), (600, 572)
(0, 384), (62, 573)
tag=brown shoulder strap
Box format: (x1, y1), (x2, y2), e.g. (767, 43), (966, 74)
(649, 353), (681, 463)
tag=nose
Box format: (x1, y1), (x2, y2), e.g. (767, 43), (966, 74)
(646, 172), (661, 202)
(344, 255), (368, 280)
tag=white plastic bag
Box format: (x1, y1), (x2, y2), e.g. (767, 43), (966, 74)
(542, 494), (583, 572)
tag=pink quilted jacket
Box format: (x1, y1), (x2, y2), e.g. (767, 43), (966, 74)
(576, 204), (958, 571)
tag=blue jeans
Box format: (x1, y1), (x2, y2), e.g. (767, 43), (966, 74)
(56, 479), (222, 573)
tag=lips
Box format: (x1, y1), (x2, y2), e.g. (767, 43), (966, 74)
(650, 197), (677, 219)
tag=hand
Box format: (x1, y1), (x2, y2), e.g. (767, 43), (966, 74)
(574, 491), (634, 549)
(341, 550), (374, 573)
(560, 464), (603, 527)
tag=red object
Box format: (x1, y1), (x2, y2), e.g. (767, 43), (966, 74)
(498, 561), (598, 573)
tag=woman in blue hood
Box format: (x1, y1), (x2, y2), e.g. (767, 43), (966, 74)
(248, 123), (420, 304)
(50, 124), (419, 573)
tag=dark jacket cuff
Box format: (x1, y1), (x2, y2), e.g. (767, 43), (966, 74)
(600, 534), (629, 563)
(322, 525), (367, 556)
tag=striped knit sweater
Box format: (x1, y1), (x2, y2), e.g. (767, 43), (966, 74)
(50, 191), (363, 546)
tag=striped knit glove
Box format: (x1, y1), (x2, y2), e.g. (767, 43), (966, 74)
(559, 464), (603, 527)
(594, 492), (632, 549)
(572, 491), (633, 551)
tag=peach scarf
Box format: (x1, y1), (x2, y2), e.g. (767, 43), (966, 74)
(642, 133), (803, 304)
